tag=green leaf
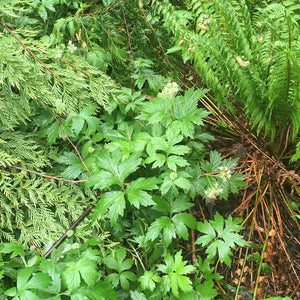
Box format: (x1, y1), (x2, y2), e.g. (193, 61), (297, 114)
(96, 150), (141, 185)
(106, 273), (120, 288)
(26, 273), (52, 290)
(157, 251), (195, 298)
(166, 46), (182, 54)
(40, 260), (61, 294)
(77, 258), (98, 286)
(57, 152), (79, 165)
(56, 152), (83, 179)
(91, 191), (125, 225)
(17, 290), (41, 300)
(120, 271), (136, 290)
(195, 280), (218, 300)
(104, 248), (133, 273)
(4, 287), (17, 297)
(118, 153), (142, 183)
(172, 213), (196, 240)
(87, 170), (119, 189)
(86, 280), (117, 300)
(104, 248), (136, 290)
(166, 126), (183, 146)
(61, 163), (83, 179)
(173, 177), (192, 191)
(127, 177), (162, 191)
(196, 214), (246, 266)
(86, 49), (110, 71)
(160, 177), (174, 195)
(71, 116), (85, 136)
(130, 291), (148, 300)
(145, 216), (176, 247)
(127, 189), (155, 208)
(139, 270), (161, 292)
(40, 121), (60, 144)
(168, 144), (190, 155)
(196, 220), (216, 247)
(0, 242), (25, 257)
(126, 177), (161, 208)
(145, 153), (166, 168)
(170, 196), (194, 213)
(167, 155), (189, 171)
(17, 268), (34, 290)
(64, 257), (97, 292)
(63, 264), (81, 292)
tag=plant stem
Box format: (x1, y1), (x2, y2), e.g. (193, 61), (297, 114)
(44, 206), (93, 259)
(10, 165), (87, 184)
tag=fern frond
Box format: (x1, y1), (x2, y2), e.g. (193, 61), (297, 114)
(151, 0), (300, 140)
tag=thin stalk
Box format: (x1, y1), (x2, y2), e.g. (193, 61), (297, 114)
(127, 240), (146, 272)
(252, 187), (273, 299)
(44, 206), (93, 259)
(279, 187), (300, 232)
(234, 214), (255, 300)
(10, 165), (87, 184)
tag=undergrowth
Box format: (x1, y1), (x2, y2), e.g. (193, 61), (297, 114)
(0, 0), (299, 299)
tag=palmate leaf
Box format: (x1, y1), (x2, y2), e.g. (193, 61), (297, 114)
(145, 212), (196, 246)
(126, 189), (154, 209)
(157, 251), (195, 298)
(167, 155), (189, 171)
(103, 248), (136, 290)
(10, 267), (52, 298)
(137, 96), (172, 126)
(63, 257), (98, 292)
(126, 177), (161, 207)
(196, 213), (246, 267)
(103, 248), (132, 273)
(57, 152), (83, 179)
(139, 270), (161, 292)
(145, 216), (176, 247)
(91, 191), (125, 225)
(95, 149), (142, 185)
(68, 106), (100, 136)
(172, 213), (196, 240)
(82, 280), (117, 300)
(39, 260), (61, 294)
(154, 194), (194, 214)
(173, 88), (210, 138)
(87, 170), (120, 190)
(160, 172), (192, 195)
(195, 280), (218, 300)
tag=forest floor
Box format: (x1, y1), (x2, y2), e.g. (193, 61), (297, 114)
(191, 113), (300, 299)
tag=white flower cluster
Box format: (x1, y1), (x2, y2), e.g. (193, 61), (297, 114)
(159, 82), (179, 98)
(204, 182), (224, 200)
(68, 40), (77, 53)
(198, 14), (210, 25)
(218, 166), (232, 182)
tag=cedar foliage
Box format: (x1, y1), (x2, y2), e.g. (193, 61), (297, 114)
(0, 0), (118, 245)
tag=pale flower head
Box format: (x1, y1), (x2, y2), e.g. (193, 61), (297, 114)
(159, 82), (179, 98)
(218, 166), (232, 182)
(204, 182), (224, 200)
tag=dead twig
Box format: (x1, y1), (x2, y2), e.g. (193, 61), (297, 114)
(44, 206), (93, 259)
(10, 165), (87, 184)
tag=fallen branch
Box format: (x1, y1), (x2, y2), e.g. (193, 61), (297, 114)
(10, 165), (87, 184)
(44, 205), (93, 259)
